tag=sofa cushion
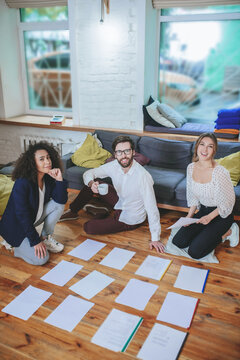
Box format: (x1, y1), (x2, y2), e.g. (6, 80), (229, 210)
(215, 142), (240, 159)
(146, 101), (175, 128)
(71, 134), (111, 168)
(216, 151), (240, 186)
(143, 96), (161, 127)
(65, 166), (89, 190)
(233, 185), (240, 214)
(157, 103), (187, 127)
(175, 178), (187, 201)
(94, 130), (140, 153)
(145, 165), (185, 201)
(139, 137), (193, 170)
(0, 174), (14, 215)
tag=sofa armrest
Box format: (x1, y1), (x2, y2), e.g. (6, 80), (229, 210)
(61, 153), (74, 173)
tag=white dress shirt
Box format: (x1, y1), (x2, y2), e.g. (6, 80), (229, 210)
(187, 163), (235, 218)
(83, 159), (161, 241)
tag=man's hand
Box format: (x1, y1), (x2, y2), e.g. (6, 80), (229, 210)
(149, 241), (165, 253)
(90, 181), (99, 194)
(48, 168), (63, 181)
(34, 241), (47, 259)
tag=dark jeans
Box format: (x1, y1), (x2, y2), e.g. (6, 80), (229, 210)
(70, 182), (141, 235)
(172, 205), (234, 259)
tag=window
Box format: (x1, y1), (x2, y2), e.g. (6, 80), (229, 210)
(19, 6), (72, 115)
(158, 5), (240, 123)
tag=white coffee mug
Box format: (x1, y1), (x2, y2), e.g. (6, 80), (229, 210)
(98, 183), (108, 195)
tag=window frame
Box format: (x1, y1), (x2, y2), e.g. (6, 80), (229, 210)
(157, 9), (240, 114)
(18, 10), (72, 117)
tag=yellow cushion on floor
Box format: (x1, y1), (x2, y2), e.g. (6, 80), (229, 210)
(216, 151), (240, 186)
(71, 134), (111, 168)
(0, 174), (14, 215)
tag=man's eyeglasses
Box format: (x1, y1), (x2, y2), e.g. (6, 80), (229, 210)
(115, 149), (132, 156)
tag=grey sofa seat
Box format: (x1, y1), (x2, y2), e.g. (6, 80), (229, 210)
(2, 129), (239, 215)
(60, 130), (240, 215)
(144, 166), (185, 202)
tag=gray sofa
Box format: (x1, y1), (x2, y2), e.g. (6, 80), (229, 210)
(62, 130), (240, 216)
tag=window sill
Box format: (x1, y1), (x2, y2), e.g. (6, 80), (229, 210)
(0, 115), (238, 143)
(0, 115), (95, 132)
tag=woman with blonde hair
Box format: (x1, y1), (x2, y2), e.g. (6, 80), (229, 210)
(172, 132), (238, 259)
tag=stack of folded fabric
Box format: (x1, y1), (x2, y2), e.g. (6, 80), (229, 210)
(214, 108), (240, 137)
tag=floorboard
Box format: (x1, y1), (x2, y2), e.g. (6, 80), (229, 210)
(0, 192), (239, 360)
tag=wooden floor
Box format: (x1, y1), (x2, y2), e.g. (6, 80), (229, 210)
(0, 191), (240, 360)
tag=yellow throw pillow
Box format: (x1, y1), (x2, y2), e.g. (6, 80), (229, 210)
(0, 174), (14, 215)
(71, 134), (111, 168)
(216, 151), (240, 186)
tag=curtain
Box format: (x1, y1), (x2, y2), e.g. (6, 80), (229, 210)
(5, 0), (67, 8)
(152, 0), (240, 9)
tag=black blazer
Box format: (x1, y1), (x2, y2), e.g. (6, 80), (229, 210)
(0, 175), (68, 247)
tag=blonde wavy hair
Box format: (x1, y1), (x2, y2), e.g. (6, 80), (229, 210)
(192, 132), (218, 162)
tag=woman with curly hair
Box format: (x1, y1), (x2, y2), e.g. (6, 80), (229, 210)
(0, 141), (68, 265)
(172, 132), (239, 259)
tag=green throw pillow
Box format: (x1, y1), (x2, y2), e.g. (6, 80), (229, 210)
(71, 134), (111, 168)
(216, 151), (240, 186)
(0, 174), (14, 215)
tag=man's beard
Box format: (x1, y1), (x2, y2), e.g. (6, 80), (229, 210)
(117, 155), (134, 168)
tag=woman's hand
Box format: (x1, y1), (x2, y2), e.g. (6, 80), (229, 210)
(197, 214), (212, 225)
(149, 241), (165, 253)
(48, 168), (63, 181)
(34, 241), (47, 259)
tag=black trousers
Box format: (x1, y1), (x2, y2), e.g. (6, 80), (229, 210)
(172, 205), (234, 259)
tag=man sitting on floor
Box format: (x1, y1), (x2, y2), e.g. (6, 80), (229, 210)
(59, 135), (164, 253)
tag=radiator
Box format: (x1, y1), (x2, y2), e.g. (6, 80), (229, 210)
(20, 135), (62, 155)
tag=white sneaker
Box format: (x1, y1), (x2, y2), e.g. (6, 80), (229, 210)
(43, 235), (64, 253)
(1, 239), (13, 251)
(228, 223), (239, 247)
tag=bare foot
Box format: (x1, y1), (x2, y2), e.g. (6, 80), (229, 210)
(222, 229), (232, 240)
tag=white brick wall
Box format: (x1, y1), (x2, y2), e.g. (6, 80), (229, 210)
(0, 124), (90, 164)
(70, 0), (145, 130)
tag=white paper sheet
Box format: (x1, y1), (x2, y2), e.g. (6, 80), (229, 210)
(135, 255), (171, 280)
(156, 292), (199, 329)
(99, 247), (136, 270)
(41, 260), (83, 286)
(2, 285), (52, 321)
(68, 239), (106, 260)
(115, 279), (158, 311)
(91, 308), (143, 352)
(44, 295), (94, 332)
(69, 270), (115, 299)
(167, 217), (198, 229)
(174, 265), (209, 293)
(137, 323), (187, 360)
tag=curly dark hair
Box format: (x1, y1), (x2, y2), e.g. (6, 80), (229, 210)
(12, 141), (63, 183)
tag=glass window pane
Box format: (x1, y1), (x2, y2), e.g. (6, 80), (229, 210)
(20, 7), (68, 22)
(161, 5), (240, 16)
(24, 30), (72, 111)
(159, 20), (240, 122)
